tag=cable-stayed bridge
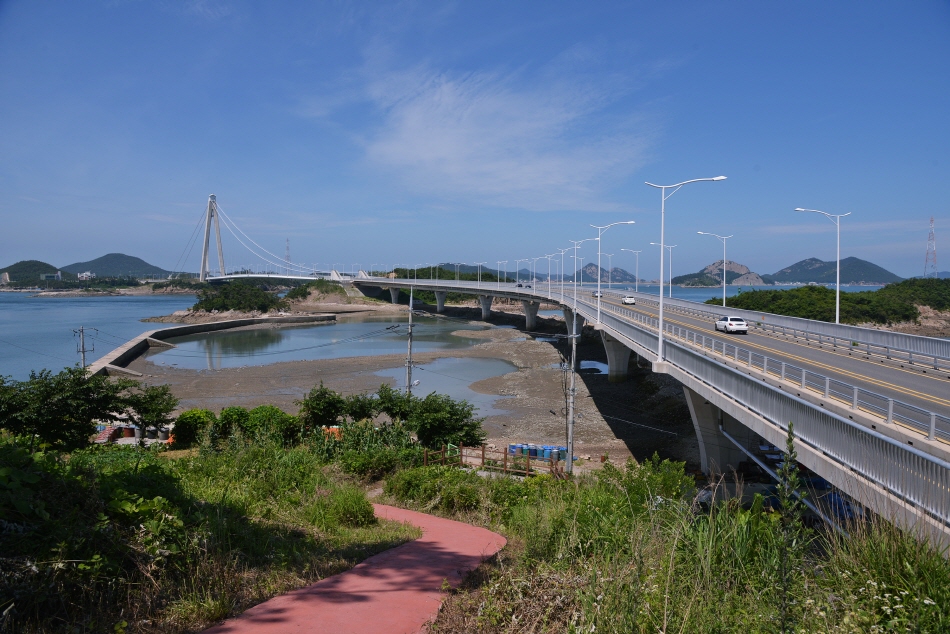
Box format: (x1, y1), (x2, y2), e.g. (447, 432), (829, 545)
(185, 195), (950, 545)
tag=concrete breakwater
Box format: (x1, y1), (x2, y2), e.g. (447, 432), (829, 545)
(87, 314), (336, 377)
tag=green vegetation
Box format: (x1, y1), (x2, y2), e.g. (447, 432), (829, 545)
(284, 279), (346, 300)
(152, 278), (207, 291)
(391, 453), (950, 632)
(707, 278), (950, 324)
(193, 281), (287, 312)
(672, 269), (746, 287)
(60, 253), (170, 278)
(0, 260), (75, 284)
(763, 256), (902, 285)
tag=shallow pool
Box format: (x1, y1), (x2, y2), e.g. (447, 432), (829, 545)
(376, 357), (516, 416)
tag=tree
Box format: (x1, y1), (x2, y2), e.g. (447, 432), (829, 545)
(375, 384), (414, 422)
(297, 383), (346, 428)
(0, 368), (136, 452)
(126, 384), (179, 430)
(776, 422), (807, 633)
(408, 392), (486, 448)
(344, 393), (379, 422)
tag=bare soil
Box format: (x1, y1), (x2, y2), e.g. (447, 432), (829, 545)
(129, 300), (701, 470)
(857, 305), (950, 338)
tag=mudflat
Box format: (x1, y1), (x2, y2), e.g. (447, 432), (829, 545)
(129, 302), (700, 468)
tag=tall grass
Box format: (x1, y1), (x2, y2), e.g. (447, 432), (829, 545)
(0, 439), (418, 633)
(387, 457), (950, 633)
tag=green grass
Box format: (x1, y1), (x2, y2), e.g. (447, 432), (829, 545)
(385, 457), (950, 633)
(0, 440), (418, 633)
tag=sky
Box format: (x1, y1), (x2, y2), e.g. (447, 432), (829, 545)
(0, 1), (948, 280)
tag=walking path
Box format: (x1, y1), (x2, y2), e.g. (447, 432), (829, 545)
(203, 504), (506, 634)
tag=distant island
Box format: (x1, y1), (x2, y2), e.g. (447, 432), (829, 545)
(671, 256), (902, 287)
(61, 253), (171, 278)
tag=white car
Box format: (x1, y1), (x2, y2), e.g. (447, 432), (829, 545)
(621, 296), (636, 305)
(591, 291), (604, 298)
(715, 316), (748, 334)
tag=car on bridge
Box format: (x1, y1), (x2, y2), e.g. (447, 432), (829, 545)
(591, 291), (604, 298)
(621, 295), (636, 305)
(715, 316), (748, 334)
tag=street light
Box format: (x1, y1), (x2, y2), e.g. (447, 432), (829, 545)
(795, 208), (851, 324)
(496, 261), (506, 289)
(650, 243), (677, 297)
(591, 221), (636, 324)
(603, 253), (613, 289)
(697, 231), (734, 307)
(621, 249), (641, 293)
(646, 176), (726, 362)
(475, 262), (486, 289)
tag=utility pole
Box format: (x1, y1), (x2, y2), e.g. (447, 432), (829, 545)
(73, 326), (97, 369)
(566, 311), (577, 475)
(406, 287), (414, 396)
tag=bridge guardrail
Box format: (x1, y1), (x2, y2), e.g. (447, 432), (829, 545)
(608, 288), (950, 361)
(579, 294), (950, 444)
(567, 293), (950, 528)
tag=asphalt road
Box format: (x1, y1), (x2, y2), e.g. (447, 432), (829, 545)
(596, 294), (950, 420)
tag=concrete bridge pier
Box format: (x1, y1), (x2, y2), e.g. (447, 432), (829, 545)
(435, 291), (447, 313)
(388, 287), (401, 304)
(478, 295), (494, 320)
(562, 308), (585, 337)
(522, 300), (540, 330)
(600, 331), (632, 383)
(683, 386), (754, 475)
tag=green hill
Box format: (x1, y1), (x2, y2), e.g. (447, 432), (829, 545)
(0, 260), (75, 283)
(764, 257), (902, 284)
(61, 253), (169, 277)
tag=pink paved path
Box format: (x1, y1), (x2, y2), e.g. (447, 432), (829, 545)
(203, 504), (506, 634)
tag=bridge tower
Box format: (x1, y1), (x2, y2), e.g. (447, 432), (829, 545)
(924, 216), (937, 279)
(199, 194), (226, 281)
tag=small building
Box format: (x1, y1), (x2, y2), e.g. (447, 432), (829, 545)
(78, 271), (96, 281)
(39, 271), (62, 281)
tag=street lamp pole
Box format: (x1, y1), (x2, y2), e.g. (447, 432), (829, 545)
(646, 176), (726, 361)
(697, 232), (733, 307)
(650, 243), (677, 298)
(621, 249), (641, 293)
(591, 221), (635, 325)
(795, 208), (851, 324)
(475, 262), (486, 289)
(604, 254), (613, 289)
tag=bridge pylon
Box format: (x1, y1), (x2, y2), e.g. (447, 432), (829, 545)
(199, 194), (226, 282)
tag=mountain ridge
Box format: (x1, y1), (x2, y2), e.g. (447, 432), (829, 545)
(61, 253), (170, 277)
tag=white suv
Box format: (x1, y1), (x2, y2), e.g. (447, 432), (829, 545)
(621, 296), (636, 305)
(715, 316), (748, 334)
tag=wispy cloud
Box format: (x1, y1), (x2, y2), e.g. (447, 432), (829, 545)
(303, 41), (658, 212)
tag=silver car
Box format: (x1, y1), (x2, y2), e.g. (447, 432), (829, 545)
(715, 316), (748, 334)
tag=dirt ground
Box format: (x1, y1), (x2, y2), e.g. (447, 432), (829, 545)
(129, 299), (701, 470)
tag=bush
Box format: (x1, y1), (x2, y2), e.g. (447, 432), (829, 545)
(245, 405), (301, 445)
(344, 393), (379, 422)
(408, 392), (486, 448)
(305, 485), (377, 529)
(172, 408), (216, 448)
(125, 384), (179, 430)
(211, 405), (248, 442)
(384, 465), (483, 512)
(375, 384), (414, 422)
(285, 279), (346, 301)
(339, 447), (423, 480)
(297, 383), (346, 428)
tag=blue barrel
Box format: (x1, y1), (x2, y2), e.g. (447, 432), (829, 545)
(528, 445), (538, 458)
(558, 447), (567, 461)
(508, 443), (518, 455)
(543, 446), (552, 459)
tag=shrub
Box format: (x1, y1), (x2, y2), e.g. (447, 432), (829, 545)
(305, 485), (376, 529)
(172, 409), (217, 448)
(297, 383), (346, 428)
(245, 405), (301, 445)
(375, 384), (414, 422)
(344, 393), (379, 422)
(408, 392), (486, 448)
(215, 406), (250, 442)
(125, 384), (179, 430)
(384, 465), (483, 512)
(339, 447), (423, 480)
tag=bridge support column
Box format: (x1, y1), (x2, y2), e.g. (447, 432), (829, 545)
(683, 386), (753, 475)
(522, 300), (540, 330)
(478, 295), (493, 320)
(388, 287), (401, 304)
(435, 291), (447, 313)
(601, 331), (632, 383)
(562, 308), (585, 337)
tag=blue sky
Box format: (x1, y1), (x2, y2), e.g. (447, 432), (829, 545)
(1, 1), (948, 279)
